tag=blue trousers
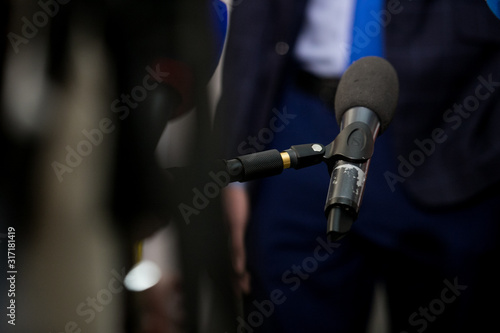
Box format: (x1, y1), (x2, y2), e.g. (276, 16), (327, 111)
(242, 75), (500, 333)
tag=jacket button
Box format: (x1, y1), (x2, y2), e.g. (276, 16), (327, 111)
(275, 41), (289, 55)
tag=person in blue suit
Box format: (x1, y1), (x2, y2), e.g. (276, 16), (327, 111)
(216, 0), (500, 332)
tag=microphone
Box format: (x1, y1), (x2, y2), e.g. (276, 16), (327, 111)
(324, 56), (399, 241)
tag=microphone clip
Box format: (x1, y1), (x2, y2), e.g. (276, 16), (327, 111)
(323, 122), (374, 173)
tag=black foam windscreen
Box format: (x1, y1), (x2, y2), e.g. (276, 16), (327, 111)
(334, 56), (399, 134)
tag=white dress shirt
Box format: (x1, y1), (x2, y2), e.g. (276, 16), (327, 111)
(294, 0), (356, 78)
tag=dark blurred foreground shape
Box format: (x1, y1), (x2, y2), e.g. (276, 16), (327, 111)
(0, 0), (236, 332)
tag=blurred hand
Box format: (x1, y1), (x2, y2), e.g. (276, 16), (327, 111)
(222, 184), (251, 295)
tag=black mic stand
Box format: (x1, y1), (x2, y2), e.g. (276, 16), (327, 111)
(168, 121), (374, 241)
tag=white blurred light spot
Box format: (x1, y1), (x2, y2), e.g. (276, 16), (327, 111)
(124, 260), (162, 292)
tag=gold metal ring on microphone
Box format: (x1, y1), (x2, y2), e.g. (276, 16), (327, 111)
(280, 151), (291, 169)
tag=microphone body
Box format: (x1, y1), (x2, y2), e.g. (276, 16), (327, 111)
(324, 107), (380, 240)
(324, 56), (399, 241)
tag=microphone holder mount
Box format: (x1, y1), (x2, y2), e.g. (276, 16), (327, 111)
(167, 122), (375, 240)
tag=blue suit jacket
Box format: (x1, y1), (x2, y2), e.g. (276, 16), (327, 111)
(216, 0), (500, 207)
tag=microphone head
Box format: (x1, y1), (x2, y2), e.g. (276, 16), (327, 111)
(334, 56), (399, 134)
